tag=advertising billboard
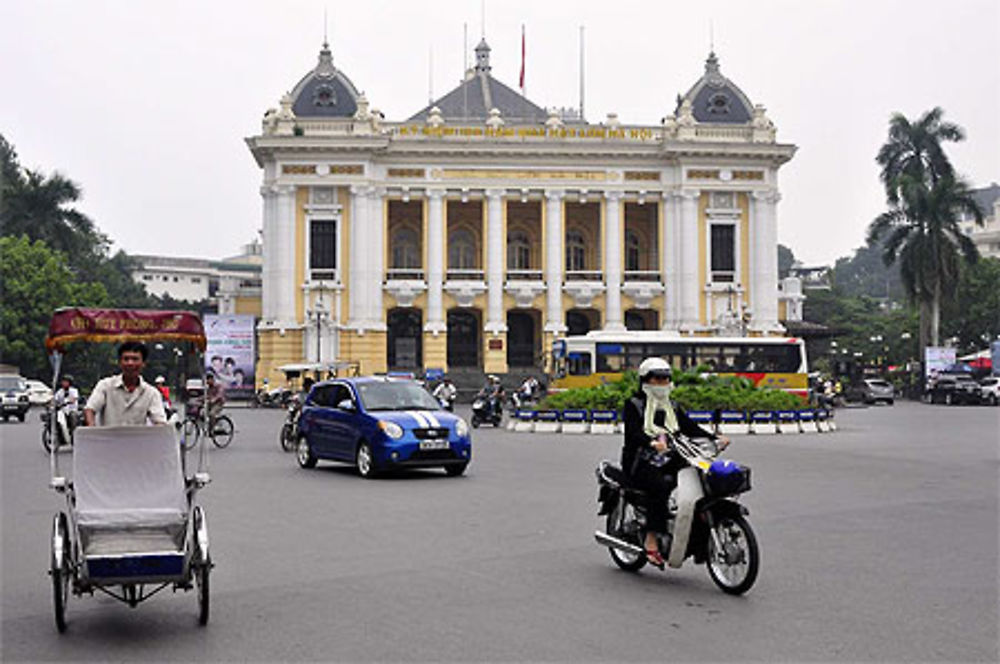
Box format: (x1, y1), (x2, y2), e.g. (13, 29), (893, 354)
(992, 341), (1000, 377)
(204, 314), (256, 399)
(924, 346), (956, 383)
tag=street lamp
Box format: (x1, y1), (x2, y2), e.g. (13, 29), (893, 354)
(309, 300), (327, 363)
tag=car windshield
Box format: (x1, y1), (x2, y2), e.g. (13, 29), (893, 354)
(0, 377), (25, 391)
(358, 381), (440, 411)
(867, 380), (890, 388)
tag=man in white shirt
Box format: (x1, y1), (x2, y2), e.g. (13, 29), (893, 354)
(84, 341), (167, 427)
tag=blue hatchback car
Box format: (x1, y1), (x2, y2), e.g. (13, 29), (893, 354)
(296, 377), (472, 478)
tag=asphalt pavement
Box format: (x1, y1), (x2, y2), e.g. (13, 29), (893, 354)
(2, 401), (997, 662)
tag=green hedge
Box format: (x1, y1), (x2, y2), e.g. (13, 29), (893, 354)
(539, 368), (808, 413)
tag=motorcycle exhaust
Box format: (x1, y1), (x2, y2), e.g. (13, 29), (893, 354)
(594, 530), (644, 557)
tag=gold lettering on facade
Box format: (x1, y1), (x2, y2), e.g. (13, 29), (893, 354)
(624, 171), (661, 181)
(281, 164), (362, 175)
(391, 126), (654, 141)
(733, 170), (764, 181)
(440, 169), (609, 181)
(388, 168), (426, 178)
(687, 169), (720, 180)
(282, 164), (316, 174)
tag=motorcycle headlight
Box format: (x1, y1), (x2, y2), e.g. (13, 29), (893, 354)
(378, 420), (404, 440)
(455, 418), (469, 438)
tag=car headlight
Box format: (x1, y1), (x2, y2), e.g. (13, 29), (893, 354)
(455, 418), (469, 438)
(378, 420), (404, 440)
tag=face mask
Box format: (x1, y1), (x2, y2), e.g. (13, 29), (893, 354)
(642, 383), (672, 401)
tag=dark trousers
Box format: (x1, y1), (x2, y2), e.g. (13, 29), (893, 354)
(630, 455), (685, 534)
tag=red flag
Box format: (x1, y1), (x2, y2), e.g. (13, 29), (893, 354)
(519, 25), (525, 92)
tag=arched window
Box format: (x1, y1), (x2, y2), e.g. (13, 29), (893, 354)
(448, 228), (478, 269)
(566, 230), (586, 271)
(392, 227), (420, 269)
(507, 230), (531, 270)
(625, 230), (641, 272)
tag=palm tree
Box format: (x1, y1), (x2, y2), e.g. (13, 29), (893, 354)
(868, 173), (983, 349)
(876, 107), (964, 205)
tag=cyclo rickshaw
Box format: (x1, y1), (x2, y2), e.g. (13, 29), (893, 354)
(45, 308), (214, 632)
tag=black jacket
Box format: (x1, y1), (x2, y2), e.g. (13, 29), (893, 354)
(621, 391), (715, 473)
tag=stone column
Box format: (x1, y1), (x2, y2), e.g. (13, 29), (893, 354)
(604, 191), (625, 330)
(678, 188), (701, 331)
(425, 189), (446, 334)
(260, 184), (277, 322)
(661, 191), (680, 329)
(274, 184), (297, 328)
(544, 190), (566, 334)
(366, 187), (386, 328)
(751, 189), (781, 331)
(484, 189), (506, 334)
(347, 184), (368, 328)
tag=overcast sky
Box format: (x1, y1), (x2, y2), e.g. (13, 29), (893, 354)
(2, 0), (998, 266)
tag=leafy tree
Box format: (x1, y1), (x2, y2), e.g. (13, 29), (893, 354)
(778, 244), (796, 279)
(0, 236), (108, 379)
(869, 109), (984, 349)
(941, 257), (1000, 352)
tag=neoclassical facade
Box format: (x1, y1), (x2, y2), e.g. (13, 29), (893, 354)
(247, 40), (797, 382)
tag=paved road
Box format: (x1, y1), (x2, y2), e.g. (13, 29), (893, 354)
(2, 401), (997, 662)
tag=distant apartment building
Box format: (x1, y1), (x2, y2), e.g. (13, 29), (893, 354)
(132, 240), (263, 315)
(960, 183), (1000, 259)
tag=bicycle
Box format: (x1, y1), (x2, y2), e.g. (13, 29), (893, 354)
(182, 408), (234, 450)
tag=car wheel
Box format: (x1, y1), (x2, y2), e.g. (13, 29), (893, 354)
(356, 441), (377, 479)
(886, 399), (894, 406)
(991, 394), (998, 406)
(296, 437), (317, 469)
(17, 412), (26, 423)
(944, 393), (953, 406)
(444, 463), (468, 477)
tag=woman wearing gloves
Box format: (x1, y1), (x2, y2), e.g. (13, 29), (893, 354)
(621, 357), (729, 568)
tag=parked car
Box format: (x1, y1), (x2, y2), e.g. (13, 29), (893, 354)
(0, 374), (31, 422)
(858, 378), (895, 405)
(296, 377), (472, 478)
(979, 377), (1000, 406)
(929, 374), (982, 405)
(25, 379), (53, 406)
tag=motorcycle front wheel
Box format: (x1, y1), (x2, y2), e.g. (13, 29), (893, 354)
(279, 422), (296, 452)
(706, 514), (759, 595)
(606, 500), (646, 572)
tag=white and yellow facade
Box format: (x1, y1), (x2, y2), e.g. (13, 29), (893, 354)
(247, 41), (797, 383)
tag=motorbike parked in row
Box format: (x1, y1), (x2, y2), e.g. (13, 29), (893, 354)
(594, 433), (759, 595)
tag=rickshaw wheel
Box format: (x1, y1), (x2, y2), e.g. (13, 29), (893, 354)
(42, 426), (53, 453)
(182, 419), (201, 450)
(51, 512), (70, 633)
(210, 416), (234, 449)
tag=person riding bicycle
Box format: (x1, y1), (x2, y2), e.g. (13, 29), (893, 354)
(621, 357), (729, 568)
(83, 341), (167, 427)
(204, 373), (226, 426)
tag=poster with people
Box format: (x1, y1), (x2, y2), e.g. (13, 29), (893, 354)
(204, 314), (256, 399)
(992, 341), (1000, 377)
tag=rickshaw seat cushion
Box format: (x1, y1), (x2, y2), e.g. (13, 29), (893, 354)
(73, 426), (187, 531)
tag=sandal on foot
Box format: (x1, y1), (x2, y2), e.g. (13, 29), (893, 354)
(645, 548), (665, 569)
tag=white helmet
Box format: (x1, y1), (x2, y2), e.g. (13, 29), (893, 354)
(637, 357), (672, 382)
(155, 375), (165, 384)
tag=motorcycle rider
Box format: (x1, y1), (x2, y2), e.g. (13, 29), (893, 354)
(53, 375), (80, 434)
(622, 357), (728, 568)
(432, 377), (457, 409)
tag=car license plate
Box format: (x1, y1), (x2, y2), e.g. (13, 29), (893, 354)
(419, 439), (449, 450)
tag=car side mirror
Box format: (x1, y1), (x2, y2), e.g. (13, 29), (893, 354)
(337, 399), (355, 412)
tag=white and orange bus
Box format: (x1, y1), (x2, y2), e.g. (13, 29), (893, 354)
(550, 331), (809, 398)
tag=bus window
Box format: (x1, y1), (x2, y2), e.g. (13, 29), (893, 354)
(694, 345), (723, 371)
(567, 352), (592, 376)
(760, 344), (801, 372)
(625, 343), (647, 370)
(596, 343), (625, 373)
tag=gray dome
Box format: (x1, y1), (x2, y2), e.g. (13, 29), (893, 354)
(289, 42), (361, 118)
(678, 52), (754, 124)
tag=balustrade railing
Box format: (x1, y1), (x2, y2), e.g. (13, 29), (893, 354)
(623, 270), (662, 283)
(445, 269), (485, 281)
(506, 269), (544, 282)
(565, 270), (604, 282)
(385, 269), (424, 282)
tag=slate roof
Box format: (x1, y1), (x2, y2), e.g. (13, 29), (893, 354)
(408, 39), (548, 124)
(970, 183), (1000, 217)
(677, 52), (754, 125)
(289, 42), (361, 118)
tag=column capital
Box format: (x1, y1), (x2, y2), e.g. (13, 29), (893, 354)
(485, 188), (505, 201)
(604, 190), (623, 202)
(679, 188), (701, 200)
(426, 188), (446, 201)
(274, 184), (296, 196)
(544, 189), (565, 201)
(752, 188), (780, 203)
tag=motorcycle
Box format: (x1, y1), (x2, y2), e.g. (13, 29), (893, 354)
(436, 394), (455, 412)
(470, 392), (503, 428)
(594, 433), (759, 595)
(255, 386), (291, 408)
(41, 407), (78, 453)
(279, 394), (302, 452)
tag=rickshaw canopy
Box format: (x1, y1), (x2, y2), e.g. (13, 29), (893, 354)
(45, 308), (207, 352)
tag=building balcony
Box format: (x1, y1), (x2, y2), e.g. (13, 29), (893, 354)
(623, 270), (661, 283)
(565, 270), (603, 282)
(384, 274), (427, 308)
(506, 269), (543, 282)
(445, 268), (484, 282)
(386, 268), (424, 281)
